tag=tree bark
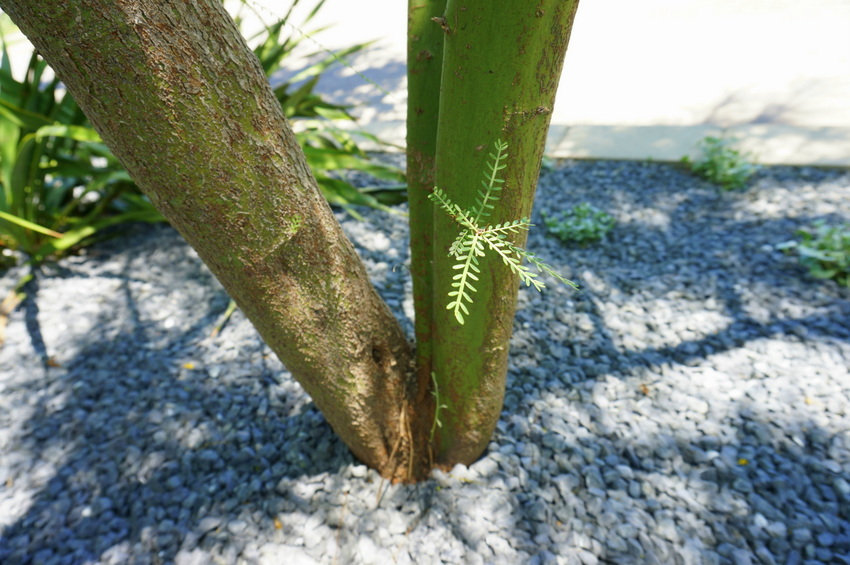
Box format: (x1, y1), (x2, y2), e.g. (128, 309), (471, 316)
(428, 0), (580, 466)
(0, 0), (418, 480)
(3, 0), (581, 481)
(406, 0), (447, 467)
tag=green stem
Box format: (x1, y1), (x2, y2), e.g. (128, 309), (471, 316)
(429, 0), (580, 466)
(407, 0), (446, 462)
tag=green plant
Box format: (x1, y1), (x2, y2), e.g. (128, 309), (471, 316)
(429, 140), (578, 324)
(0, 25), (162, 264)
(777, 220), (850, 287)
(543, 202), (615, 245)
(0, 0), (405, 267)
(681, 135), (758, 190)
(235, 0), (407, 216)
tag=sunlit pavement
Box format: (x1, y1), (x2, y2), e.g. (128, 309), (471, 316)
(264, 0), (850, 166)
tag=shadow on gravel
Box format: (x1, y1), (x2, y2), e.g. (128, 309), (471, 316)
(535, 163), (850, 353)
(1, 164), (849, 564)
(19, 274), (50, 372)
(0, 229), (355, 564)
(496, 162), (850, 560)
(491, 402), (850, 563)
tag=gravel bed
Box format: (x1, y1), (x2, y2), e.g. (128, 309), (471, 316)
(1, 160), (849, 565)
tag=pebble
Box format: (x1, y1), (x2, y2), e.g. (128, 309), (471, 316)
(0, 162), (847, 565)
(226, 520), (248, 535)
(258, 543), (318, 565)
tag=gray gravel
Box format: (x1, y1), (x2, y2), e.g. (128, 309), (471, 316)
(1, 160), (849, 565)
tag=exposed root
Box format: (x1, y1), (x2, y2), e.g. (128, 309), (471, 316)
(404, 398), (415, 480)
(388, 399), (407, 469)
(378, 398), (413, 499)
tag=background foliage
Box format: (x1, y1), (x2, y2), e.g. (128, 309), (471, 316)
(0, 1), (402, 266)
(681, 135), (758, 191)
(0, 25), (162, 265)
(779, 220), (850, 287)
(543, 202), (615, 246)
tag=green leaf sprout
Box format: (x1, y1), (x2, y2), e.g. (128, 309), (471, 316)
(429, 140), (578, 324)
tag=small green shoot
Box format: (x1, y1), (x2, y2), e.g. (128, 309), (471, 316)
(210, 299), (239, 338)
(543, 203), (615, 245)
(429, 140), (578, 325)
(681, 135), (758, 190)
(429, 372), (448, 444)
(777, 220), (850, 287)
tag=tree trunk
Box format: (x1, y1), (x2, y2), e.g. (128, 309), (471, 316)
(3, 0), (581, 481)
(0, 0), (419, 480)
(406, 0), (447, 467)
(426, 0), (580, 466)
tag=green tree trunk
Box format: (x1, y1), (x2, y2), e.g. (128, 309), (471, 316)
(406, 0), (446, 467)
(425, 0), (580, 466)
(0, 0), (418, 481)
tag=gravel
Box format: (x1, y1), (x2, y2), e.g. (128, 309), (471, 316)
(1, 159), (849, 565)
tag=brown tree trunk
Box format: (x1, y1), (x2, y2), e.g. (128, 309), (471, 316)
(0, 0), (421, 480)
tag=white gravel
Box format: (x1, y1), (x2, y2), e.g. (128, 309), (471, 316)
(1, 160), (849, 565)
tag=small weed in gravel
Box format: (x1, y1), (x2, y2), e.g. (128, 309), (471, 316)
(543, 203), (615, 245)
(778, 220), (850, 287)
(682, 135), (759, 190)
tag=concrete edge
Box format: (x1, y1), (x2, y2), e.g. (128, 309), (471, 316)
(336, 121), (850, 167)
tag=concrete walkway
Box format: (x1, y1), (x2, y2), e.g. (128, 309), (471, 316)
(267, 0), (850, 166)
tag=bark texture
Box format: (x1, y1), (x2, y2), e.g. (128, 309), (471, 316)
(0, 0), (418, 479)
(429, 0), (580, 466)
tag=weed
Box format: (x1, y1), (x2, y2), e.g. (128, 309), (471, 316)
(543, 203), (614, 245)
(681, 135), (758, 190)
(778, 220), (850, 287)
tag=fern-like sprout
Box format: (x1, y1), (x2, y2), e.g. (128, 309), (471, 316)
(473, 139), (508, 224)
(428, 140), (578, 324)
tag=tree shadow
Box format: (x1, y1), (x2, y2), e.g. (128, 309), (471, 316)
(270, 47), (407, 119)
(529, 161), (849, 358)
(699, 77), (846, 128)
(1, 163), (848, 564)
(0, 224), (355, 564)
(490, 161), (850, 561)
(486, 389), (850, 563)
